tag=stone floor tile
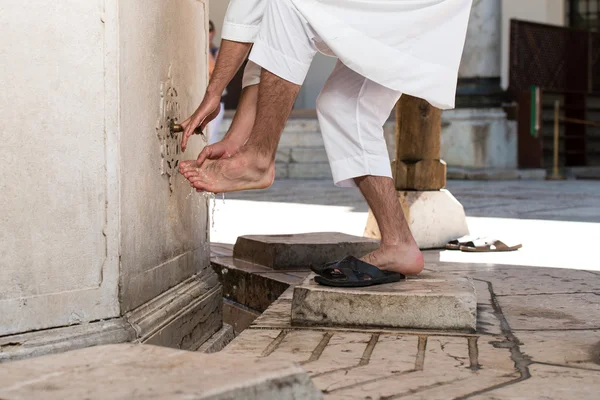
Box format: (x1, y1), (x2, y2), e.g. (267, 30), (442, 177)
(268, 330), (329, 363)
(302, 332), (372, 376)
(220, 329), (282, 357)
(472, 279), (503, 335)
(0, 344), (323, 400)
(516, 330), (600, 370)
(311, 334), (419, 394)
(499, 293), (600, 330)
(469, 364), (600, 400)
(470, 267), (600, 296)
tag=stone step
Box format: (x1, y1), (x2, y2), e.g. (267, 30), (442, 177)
(211, 255), (304, 312)
(196, 323), (235, 353)
(233, 232), (380, 270)
(279, 131), (324, 148)
(290, 147), (329, 163)
(223, 299), (261, 336)
(0, 344), (323, 400)
(288, 163), (332, 180)
(291, 273), (477, 331)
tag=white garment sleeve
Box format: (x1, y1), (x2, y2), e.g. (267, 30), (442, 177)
(221, 0), (268, 43)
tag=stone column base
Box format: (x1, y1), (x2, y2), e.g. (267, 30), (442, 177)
(364, 189), (469, 249)
(0, 272), (223, 363)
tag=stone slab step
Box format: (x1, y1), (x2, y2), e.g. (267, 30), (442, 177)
(233, 232), (380, 270)
(291, 273), (477, 331)
(279, 132), (324, 148)
(290, 147), (330, 163)
(223, 299), (261, 336)
(196, 323), (235, 353)
(288, 163), (332, 179)
(0, 344), (323, 400)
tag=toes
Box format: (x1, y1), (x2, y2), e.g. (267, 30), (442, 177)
(180, 160), (196, 168)
(182, 170), (200, 179)
(191, 181), (208, 191)
(179, 164), (197, 173)
(188, 175), (205, 183)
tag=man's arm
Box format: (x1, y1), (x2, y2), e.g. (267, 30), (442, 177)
(181, 0), (267, 151)
(181, 40), (251, 151)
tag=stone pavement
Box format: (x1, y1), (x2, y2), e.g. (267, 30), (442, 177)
(0, 344), (323, 400)
(212, 179), (600, 399)
(220, 252), (600, 399)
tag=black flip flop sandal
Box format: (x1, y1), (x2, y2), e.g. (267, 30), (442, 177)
(313, 256), (405, 288)
(309, 260), (336, 275)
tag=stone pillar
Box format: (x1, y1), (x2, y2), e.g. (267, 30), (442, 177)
(0, 0), (222, 362)
(457, 0), (503, 107)
(442, 0), (519, 172)
(365, 97), (469, 249)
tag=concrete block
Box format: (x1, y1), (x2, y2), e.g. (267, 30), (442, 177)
(291, 273), (477, 331)
(233, 232), (380, 270)
(364, 189), (469, 249)
(288, 163), (332, 179)
(0, 344), (323, 400)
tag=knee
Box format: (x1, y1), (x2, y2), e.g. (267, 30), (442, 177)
(316, 87), (336, 119)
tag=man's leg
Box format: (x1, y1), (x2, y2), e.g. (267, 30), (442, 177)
(317, 61), (423, 275)
(355, 176), (423, 275)
(182, 0), (316, 193)
(182, 69), (300, 193)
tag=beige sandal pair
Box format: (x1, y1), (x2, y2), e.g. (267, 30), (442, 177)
(446, 236), (522, 252)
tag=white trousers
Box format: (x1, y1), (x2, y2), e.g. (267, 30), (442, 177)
(242, 0), (401, 187)
(208, 102), (226, 145)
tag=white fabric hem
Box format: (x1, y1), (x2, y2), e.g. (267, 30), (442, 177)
(330, 154), (393, 188)
(242, 61), (261, 88)
(221, 22), (260, 43)
(248, 40), (311, 85)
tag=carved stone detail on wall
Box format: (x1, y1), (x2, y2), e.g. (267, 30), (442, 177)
(156, 67), (182, 192)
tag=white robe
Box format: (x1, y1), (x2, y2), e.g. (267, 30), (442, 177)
(222, 0), (472, 110)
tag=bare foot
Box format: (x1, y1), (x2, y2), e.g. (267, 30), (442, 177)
(361, 243), (424, 276)
(179, 146), (274, 193)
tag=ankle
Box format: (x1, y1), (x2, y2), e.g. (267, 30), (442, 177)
(380, 239), (416, 249)
(241, 145), (275, 169)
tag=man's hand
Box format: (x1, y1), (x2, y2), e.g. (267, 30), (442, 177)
(195, 140), (238, 166)
(180, 95), (221, 152)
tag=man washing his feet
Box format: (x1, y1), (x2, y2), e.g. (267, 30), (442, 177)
(179, 0), (472, 285)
